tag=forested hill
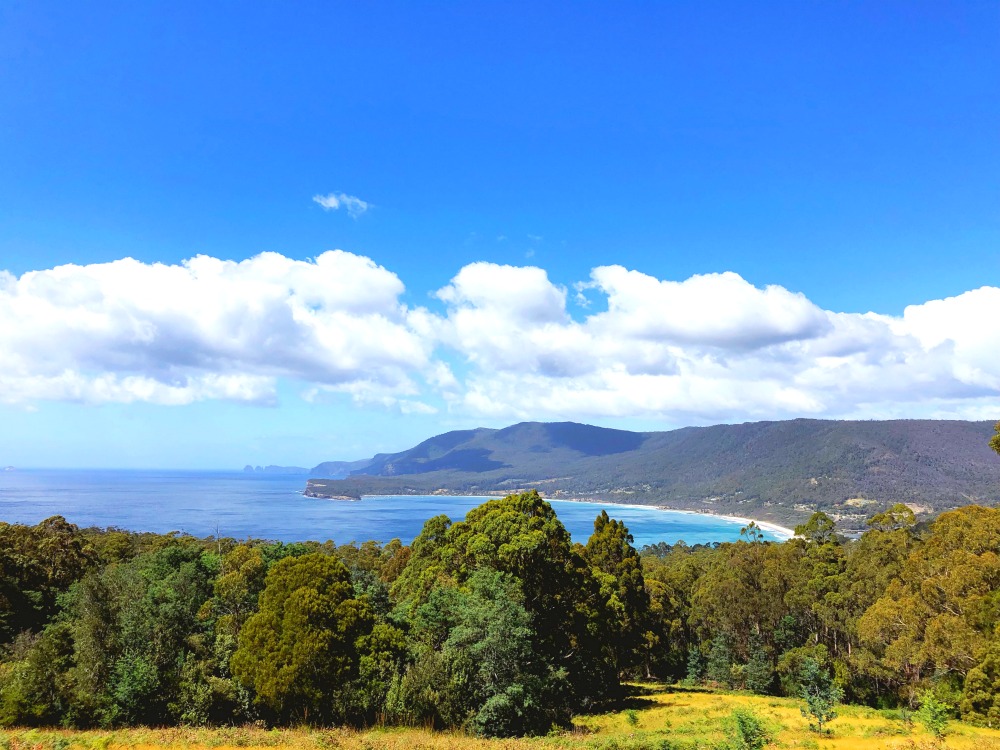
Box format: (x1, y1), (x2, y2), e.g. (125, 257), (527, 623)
(305, 419), (1000, 528)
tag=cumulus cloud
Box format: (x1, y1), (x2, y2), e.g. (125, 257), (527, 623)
(434, 263), (587, 376)
(312, 192), (370, 218)
(0, 372), (276, 407)
(0, 251), (429, 405)
(433, 263), (1000, 423)
(585, 266), (831, 348)
(3, 252), (999, 423)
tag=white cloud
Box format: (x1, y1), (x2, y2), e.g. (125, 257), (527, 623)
(0, 372), (276, 407)
(399, 399), (438, 415)
(0, 251), (429, 405)
(302, 379), (438, 415)
(312, 192), (370, 218)
(437, 262), (567, 323)
(434, 263), (586, 376)
(425, 361), (459, 390)
(896, 287), (1000, 391)
(4, 252), (999, 424)
(585, 266), (831, 348)
(432, 262), (1000, 423)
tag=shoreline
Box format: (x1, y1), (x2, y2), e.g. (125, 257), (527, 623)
(545, 497), (797, 541)
(655, 507), (795, 540)
(345, 491), (797, 542)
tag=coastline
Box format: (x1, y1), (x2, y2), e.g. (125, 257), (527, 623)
(656, 507), (795, 540)
(546, 497), (797, 541)
(344, 491), (798, 542)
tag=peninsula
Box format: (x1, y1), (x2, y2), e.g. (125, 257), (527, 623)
(304, 418), (1000, 530)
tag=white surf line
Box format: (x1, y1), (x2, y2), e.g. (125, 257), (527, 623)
(547, 497), (797, 540)
(659, 507), (796, 540)
(349, 492), (798, 540)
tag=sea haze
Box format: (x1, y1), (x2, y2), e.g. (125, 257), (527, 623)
(0, 469), (785, 546)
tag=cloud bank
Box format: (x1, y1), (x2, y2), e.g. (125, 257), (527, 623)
(0, 252), (430, 406)
(2, 252), (998, 423)
(438, 263), (999, 422)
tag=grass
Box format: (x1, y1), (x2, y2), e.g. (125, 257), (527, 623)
(4, 684), (1000, 750)
(573, 684), (1000, 749)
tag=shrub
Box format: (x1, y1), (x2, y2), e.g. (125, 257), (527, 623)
(798, 658), (842, 733)
(915, 691), (951, 739)
(724, 708), (773, 750)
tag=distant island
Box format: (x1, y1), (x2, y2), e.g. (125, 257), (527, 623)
(303, 418), (1000, 530)
(242, 464), (309, 475)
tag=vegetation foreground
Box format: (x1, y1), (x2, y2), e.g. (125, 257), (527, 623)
(2, 425), (1000, 741)
(4, 684), (1000, 750)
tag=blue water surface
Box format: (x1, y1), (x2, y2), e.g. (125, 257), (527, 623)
(0, 469), (785, 547)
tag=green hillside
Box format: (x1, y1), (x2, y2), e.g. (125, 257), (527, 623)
(306, 419), (1000, 528)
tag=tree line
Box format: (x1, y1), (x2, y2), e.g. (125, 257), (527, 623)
(0, 422), (998, 736)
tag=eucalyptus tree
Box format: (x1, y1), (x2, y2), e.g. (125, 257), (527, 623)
(231, 553), (372, 724)
(858, 506), (1000, 702)
(583, 510), (650, 675)
(392, 490), (617, 730)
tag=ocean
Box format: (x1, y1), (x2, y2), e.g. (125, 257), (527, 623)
(0, 469), (787, 547)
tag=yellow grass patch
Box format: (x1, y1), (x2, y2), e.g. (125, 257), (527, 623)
(576, 685), (1000, 750)
(844, 498), (875, 508)
(4, 685), (1000, 750)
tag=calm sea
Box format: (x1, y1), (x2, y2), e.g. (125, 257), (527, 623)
(0, 469), (783, 547)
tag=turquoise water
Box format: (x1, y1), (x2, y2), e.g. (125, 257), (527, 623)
(0, 469), (784, 547)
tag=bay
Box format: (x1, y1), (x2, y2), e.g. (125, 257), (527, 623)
(0, 469), (787, 546)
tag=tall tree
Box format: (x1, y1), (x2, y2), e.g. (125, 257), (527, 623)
(231, 553), (372, 724)
(960, 635), (1000, 726)
(841, 505), (916, 702)
(584, 511), (650, 675)
(390, 514), (453, 611)
(641, 543), (713, 679)
(690, 538), (795, 661)
(393, 491), (616, 716)
(786, 513), (848, 657)
(64, 540), (217, 726)
(0, 517), (96, 645)
(395, 569), (552, 736)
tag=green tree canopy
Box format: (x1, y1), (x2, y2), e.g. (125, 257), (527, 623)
(60, 540), (217, 726)
(395, 568), (554, 736)
(393, 491), (616, 714)
(858, 506), (1000, 691)
(0, 516), (96, 645)
(583, 510), (650, 675)
(231, 553), (372, 724)
(799, 657), (843, 732)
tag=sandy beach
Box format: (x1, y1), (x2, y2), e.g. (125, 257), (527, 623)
(543, 496), (797, 540)
(351, 492), (799, 541)
(655, 507), (796, 540)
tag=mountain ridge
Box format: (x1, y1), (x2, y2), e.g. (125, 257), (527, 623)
(304, 418), (1000, 529)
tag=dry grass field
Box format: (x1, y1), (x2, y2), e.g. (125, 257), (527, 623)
(574, 684), (1000, 750)
(4, 684), (999, 750)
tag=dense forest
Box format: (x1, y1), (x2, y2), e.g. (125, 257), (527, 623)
(1, 424), (999, 736)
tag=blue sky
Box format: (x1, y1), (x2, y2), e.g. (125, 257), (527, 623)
(1, 1), (998, 468)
